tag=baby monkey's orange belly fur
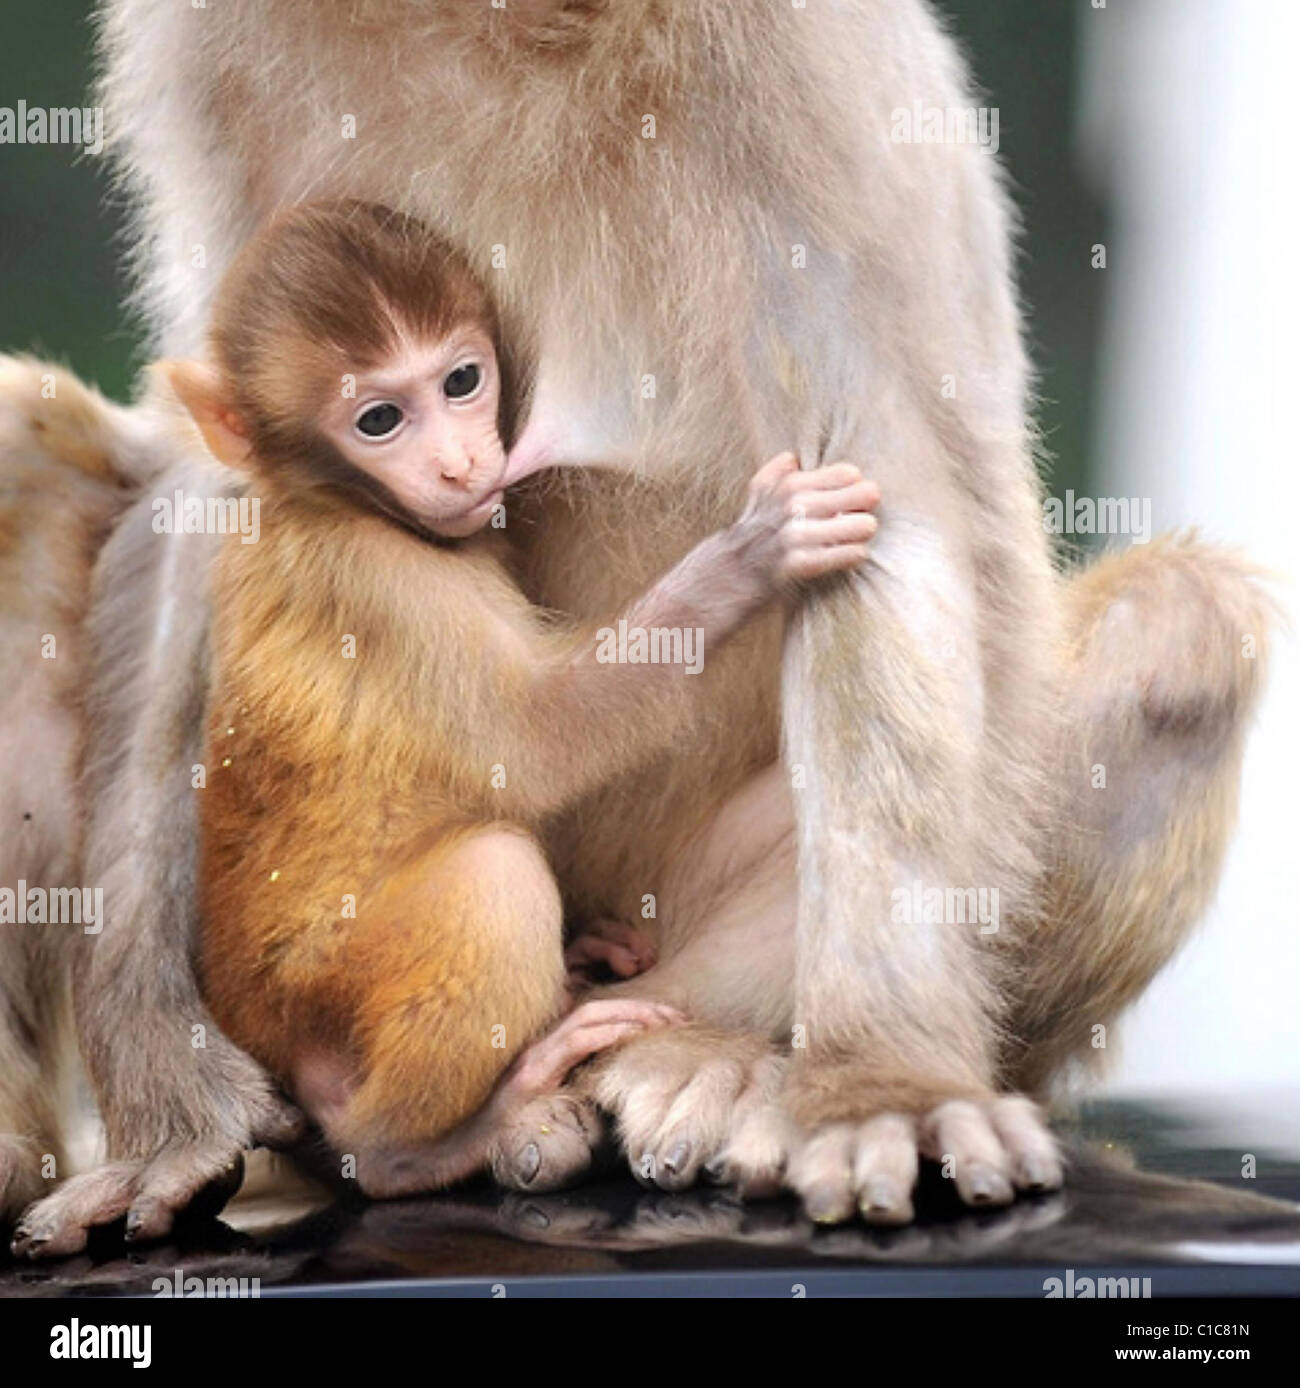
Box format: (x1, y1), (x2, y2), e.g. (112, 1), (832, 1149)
(198, 513), (567, 1148)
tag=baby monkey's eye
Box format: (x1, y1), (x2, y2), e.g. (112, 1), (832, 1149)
(355, 402), (405, 438)
(443, 362), (482, 400)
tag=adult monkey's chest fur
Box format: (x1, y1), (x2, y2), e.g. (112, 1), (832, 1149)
(225, 1), (853, 502)
(208, 1), (839, 897)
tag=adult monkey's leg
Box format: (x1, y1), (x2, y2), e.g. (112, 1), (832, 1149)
(775, 474), (1064, 1223)
(12, 0), (299, 1255)
(496, 535), (1269, 1216)
(12, 459), (303, 1260)
(0, 367), (268, 1256)
(0, 358), (218, 1238)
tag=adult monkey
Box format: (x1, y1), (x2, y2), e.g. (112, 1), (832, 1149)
(12, 0), (1268, 1250)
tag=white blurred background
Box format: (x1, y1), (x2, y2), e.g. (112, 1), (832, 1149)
(1079, 0), (1300, 1109)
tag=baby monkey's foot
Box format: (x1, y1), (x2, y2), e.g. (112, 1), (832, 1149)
(490, 1091), (605, 1192)
(564, 917), (658, 992)
(357, 999), (682, 1199)
(490, 999), (681, 1191)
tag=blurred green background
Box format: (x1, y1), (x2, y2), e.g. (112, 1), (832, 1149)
(0, 0), (1100, 495)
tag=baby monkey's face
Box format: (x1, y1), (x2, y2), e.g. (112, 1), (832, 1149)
(325, 325), (507, 538)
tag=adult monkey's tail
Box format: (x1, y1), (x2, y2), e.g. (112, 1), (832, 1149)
(1010, 534), (1276, 1094)
(0, 355), (168, 492)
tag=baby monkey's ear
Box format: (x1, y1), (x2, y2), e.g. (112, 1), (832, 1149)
(155, 359), (253, 469)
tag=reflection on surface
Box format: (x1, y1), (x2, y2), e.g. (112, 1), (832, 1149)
(4, 1097), (1299, 1295)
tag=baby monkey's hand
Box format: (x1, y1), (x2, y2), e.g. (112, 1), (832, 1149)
(733, 452), (880, 589)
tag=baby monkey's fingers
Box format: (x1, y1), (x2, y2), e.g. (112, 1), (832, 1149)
(735, 454), (881, 592)
(779, 468), (879, 582)
(789, 512), (879, 549)
(790, 460), (873, 492)
(785, 543), (873, 583)
(502, 1000), (685, 1105)
(790, 478), (880, 523)
(747, 450), (801, 494)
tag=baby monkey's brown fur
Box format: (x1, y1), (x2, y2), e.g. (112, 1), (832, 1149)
(171, 204), (878, 1195)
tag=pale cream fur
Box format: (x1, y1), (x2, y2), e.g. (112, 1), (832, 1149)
(2, 1), (1273, 1247)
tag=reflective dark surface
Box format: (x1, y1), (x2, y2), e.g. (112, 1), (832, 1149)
(4, 1094), (1299, 1297)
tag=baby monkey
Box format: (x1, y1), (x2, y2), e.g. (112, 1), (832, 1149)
(165, 202), (880, 1197)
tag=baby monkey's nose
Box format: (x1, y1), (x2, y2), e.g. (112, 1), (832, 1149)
(438, 451), (472, 483)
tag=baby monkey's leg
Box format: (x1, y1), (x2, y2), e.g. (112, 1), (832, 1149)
(291, 826), (677, 1196)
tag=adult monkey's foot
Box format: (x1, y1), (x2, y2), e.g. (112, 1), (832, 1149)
(11, 1152), (246, 1260)
(11, 1064), (303, 1260)
(778, 1067), (1063, 1225)
(500, 1030), (1064, 1224)
(491, 1025), (782, 1196)
(495, 1026), (792, 1198)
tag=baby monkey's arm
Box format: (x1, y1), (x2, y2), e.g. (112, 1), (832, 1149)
(621, 451), (882, 636)
(483, 453), (880, 819)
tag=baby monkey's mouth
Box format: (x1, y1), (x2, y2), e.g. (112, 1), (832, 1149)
(428, 485), (506, 539)
(461, 486), (505, 518)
